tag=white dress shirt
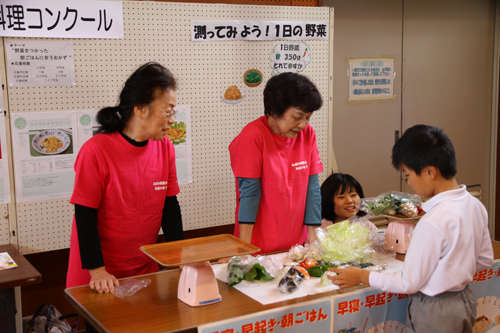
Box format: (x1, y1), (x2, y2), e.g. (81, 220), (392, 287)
(370, 185), (494, 296)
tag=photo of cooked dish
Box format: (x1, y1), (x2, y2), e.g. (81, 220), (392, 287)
(31, 129), (71, 155)
(166, 121), (187, 145)
(41, 136), (63, 153)
(221, 85), (245, 104)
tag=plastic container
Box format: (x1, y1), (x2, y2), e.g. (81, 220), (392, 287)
(383, 221), (415, 254)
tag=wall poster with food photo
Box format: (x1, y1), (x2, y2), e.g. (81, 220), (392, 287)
(10, 111), (78, 203)
(76, 110), (100, 147)
(168, 105), (192, 185)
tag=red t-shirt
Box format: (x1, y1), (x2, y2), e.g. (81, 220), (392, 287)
(66, 132), (179, 288)
(229, 116), (323, 254)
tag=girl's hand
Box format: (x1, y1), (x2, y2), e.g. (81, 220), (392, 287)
(89, 266), (119, 293)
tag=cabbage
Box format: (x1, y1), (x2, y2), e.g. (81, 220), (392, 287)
(317, 220), (372, 262)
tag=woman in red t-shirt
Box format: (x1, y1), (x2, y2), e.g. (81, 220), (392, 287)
(229, 72), (324, 254)
(67, 63), (184, 300)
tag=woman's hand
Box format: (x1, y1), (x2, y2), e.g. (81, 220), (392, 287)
(306, 225), (320, 244)
(89, 266), (119, 293)
(327, 267), (371, 289)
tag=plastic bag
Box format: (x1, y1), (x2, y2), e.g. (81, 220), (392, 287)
(316, 216), (395, 263)
(287, 241), (325, 261)
(23, 304), (79, 333)
(361, 191), (422, 217)
(316, 219), (372, 262)
(112, 278), (151, 299)
(227, 255), (280, 287)
(276, 265), (306, 293)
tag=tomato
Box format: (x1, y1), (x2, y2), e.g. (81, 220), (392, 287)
(299, 259), (317, 269)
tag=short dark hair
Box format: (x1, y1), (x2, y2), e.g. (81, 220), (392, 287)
(392, 124), (457, 179)
(96, 62), (177, 134)
(321, 173), (366, 222)
(263, 72), (322, 117)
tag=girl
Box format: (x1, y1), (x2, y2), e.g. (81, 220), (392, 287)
(320, 173), (377, 230)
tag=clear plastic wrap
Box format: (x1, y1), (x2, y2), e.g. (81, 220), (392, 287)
(112, 278), (151, 299)
(287, 241), (325, 261)
(227, 255), (280, 287)
(276, 266), (306, 293)
(361, 191), (422, 217)
(316, 216), (395, 264)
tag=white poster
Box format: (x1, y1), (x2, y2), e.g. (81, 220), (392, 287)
(0, 1), (123, 39)
(192, 20), (328, 42)
(11, 111), (77, 203)
(0, 117), (11, 204)
(76, 110), (99, 148)
(5, 39), (75, 88)
(270, 42), (311, 76)
(348, 58), (395, 101)
(77, 106), (193, 185)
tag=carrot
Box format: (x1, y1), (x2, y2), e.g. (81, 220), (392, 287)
(303, 48), (307, 57)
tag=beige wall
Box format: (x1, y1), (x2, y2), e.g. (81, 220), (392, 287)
(324, 0), (495, 215)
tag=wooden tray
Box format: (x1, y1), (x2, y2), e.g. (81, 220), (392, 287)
(380, 211), (425, 221)
(140, 234), (260, 267)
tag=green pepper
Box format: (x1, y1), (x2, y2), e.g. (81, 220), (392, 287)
(276, 53), (281, 60)
(307, 266), (324, 277)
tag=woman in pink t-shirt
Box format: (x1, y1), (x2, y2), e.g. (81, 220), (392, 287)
(67, 62), (184, 305)
(229, 72), (324, 254)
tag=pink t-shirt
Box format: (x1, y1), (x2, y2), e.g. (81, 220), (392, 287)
(67, 132), (179, 288)
(229, 116), (323, 254)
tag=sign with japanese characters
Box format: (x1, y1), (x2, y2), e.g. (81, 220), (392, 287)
(0, 0), (123, 39)
(191, 20), (328, 42)
(5, 40), (75, 87)
(469, 261), (500, 333)
(270, 42), (311, 76)
(198, 299), (331, 333)
(10, 111), (78, 203)
(333, 289), (408, 333)
(348, 58), (395, 101)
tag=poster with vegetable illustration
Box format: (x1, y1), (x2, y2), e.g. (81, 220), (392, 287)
(270, 42), (311, 76)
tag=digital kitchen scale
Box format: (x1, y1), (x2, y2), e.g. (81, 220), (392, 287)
(140, 234), (259, 307)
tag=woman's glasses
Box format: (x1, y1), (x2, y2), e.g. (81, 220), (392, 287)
(158, 107), (178, 119)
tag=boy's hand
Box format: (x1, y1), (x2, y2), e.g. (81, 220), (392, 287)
(327, 267), (371, 288)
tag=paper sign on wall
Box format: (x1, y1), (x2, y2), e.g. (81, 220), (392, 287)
(0, 0), (123, 39)
(10, 111), (77, 203)
(348, 58), (395, 101)
(5, 39), (75, 87)
(192, 20), (328, 42)
(270, 42), (311, 76)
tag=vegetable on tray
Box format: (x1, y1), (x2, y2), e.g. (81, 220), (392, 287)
(362, 191), (422, 218)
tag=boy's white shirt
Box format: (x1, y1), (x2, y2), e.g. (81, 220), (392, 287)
(369, 185), (494, 296)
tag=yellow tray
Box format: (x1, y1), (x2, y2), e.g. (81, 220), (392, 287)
(140, 234), (260, 267)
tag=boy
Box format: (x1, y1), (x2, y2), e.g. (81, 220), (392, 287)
(329, 124), (494, 332)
